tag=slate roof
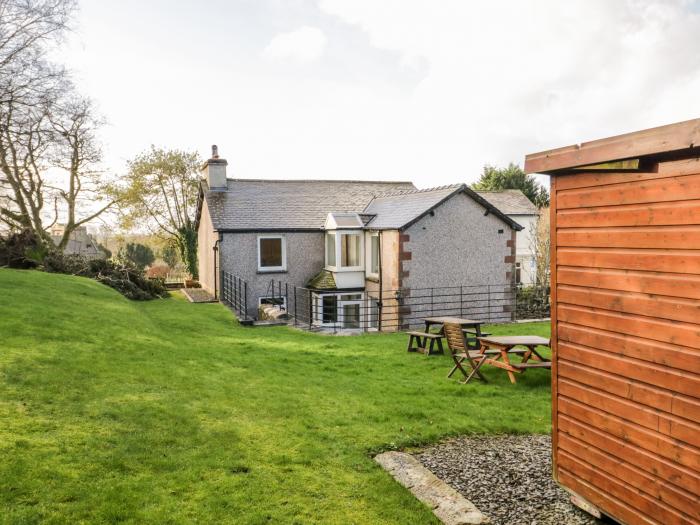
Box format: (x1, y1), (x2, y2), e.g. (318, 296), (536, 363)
(363, 184), (523, 231)
(474, 189), (538, 215)
(362, 185), (461, 229)
(203, 179), (416, 230)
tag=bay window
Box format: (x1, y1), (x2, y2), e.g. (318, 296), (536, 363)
(340, 233), (361, 267)
(325, 230), (364, 270)
(326, 232), (336, 267)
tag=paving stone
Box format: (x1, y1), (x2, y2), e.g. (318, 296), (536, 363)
(375, 451), (490, 525)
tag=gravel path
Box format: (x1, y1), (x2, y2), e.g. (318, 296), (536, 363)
(181, 288), (216, 303)
(415, 434), (603, 525)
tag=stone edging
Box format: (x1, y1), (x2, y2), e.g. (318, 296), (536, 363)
(375, 451), (490, 524)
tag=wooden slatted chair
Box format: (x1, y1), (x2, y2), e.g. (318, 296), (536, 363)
(443, 322), (489, 383)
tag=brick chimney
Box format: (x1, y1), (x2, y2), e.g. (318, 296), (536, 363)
(202, 145), (228, 190)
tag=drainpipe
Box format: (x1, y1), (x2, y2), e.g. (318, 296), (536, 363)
(213, 232), (222, 300)
(378, 230), (383, 332)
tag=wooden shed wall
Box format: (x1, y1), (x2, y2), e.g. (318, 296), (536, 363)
(551, 158), (700, 525)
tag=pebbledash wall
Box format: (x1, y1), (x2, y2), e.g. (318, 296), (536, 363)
(400, 191), (515, 290)
(217, 231), (324, 316)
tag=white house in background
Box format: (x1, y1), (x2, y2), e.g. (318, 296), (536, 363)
(475, 190), (539, 285)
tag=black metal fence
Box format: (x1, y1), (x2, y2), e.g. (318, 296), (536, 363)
(263, 280), (549, 332)
(221, 272), (249, 321)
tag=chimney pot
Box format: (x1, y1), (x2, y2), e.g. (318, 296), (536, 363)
(202, 144), (227, 190)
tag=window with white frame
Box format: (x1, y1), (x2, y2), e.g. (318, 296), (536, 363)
(259, 296), (287, 309)
(340, 232), (361, 267)
(369, 233), (379, 275)
(321, 295), (337, 323)
(325, 232), (336, 267)
(257, 236), (286, 272)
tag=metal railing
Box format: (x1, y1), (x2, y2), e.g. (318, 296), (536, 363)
(265, 280), (549, 332)
(221, 272), (249, 321)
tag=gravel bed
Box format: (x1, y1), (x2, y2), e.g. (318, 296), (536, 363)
(415, 434), (603, 525)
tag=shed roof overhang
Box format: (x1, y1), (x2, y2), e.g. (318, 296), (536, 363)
(524, 117), (700, 175)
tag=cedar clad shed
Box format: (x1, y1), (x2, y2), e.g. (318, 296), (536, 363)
(524, 119), (700, 525)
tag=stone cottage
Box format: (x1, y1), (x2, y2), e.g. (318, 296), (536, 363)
(50, 224), (106, 259)
(194, 148), (522, 328)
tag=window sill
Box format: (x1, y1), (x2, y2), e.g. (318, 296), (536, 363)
(257, 269), (288, 274)
(365, 276), (379, 283)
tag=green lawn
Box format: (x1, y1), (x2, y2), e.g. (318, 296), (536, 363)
(0, 269), (551, 524)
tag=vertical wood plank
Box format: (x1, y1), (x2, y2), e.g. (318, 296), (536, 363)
(550, 175), (559, 480)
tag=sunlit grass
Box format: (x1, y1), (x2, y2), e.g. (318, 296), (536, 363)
(0, 269), (550, 524)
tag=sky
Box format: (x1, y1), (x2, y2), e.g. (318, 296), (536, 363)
(59, 0), (700, 189)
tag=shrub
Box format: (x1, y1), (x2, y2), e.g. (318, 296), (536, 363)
(117, 242), (155, 270)
(0, 230), (168, 300)
(0, 229), (48, 268)
(42, 252), (168, 300)
(515, 285), (550, 319)
(146, 264), (169, 279)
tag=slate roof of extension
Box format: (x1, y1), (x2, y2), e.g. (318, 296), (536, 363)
(203, 179), (416, 230)
(363, 184), (523, 230)
(362, 185), (461, 229)
(474, 189), (538, 215)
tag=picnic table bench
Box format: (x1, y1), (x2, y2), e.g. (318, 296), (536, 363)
(407, 317), (490, 355)
(477, 335), (551, 384)
(406, 331), (445, 354)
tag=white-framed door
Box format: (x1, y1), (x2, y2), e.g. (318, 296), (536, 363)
(338, 300), (362, 329)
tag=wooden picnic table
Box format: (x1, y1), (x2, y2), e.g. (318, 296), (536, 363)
(424, 317), (487, 349)
(477, 335), (551, 384)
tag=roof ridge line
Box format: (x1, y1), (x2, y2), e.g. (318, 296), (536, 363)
(225, 178), (415, 184)
(373, 183), (463, 198)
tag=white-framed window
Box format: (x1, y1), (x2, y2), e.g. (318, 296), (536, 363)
(369, 233), (379, 276)
(368, 296), (380, 330)
(257, 235), (286, 272)
(259, 296), (287, 309)
(340, 232), (362, 268)
(324, 229), (364, 271)
(325, 232), (336, 268)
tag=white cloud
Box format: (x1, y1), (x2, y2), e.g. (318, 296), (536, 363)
(60, 1), (700, 194)
(263, 26), (327, 63)
(316, 0), (700, 181)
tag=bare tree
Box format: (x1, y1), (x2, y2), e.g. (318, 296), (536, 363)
(0, 0), (75, 71)
(0, 0), (114, 244)
(529, 207), (550, 288)
(47, 96), (114, 248)
(0, 63), (60, 238)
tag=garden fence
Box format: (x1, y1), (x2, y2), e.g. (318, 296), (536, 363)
(221, 272), (249, 321)
(264, 280), (549, 332)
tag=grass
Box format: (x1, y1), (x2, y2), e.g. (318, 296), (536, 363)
(0, 269), (551, 524)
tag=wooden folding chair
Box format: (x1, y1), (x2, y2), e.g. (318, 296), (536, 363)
(443, 322), (489, 383)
